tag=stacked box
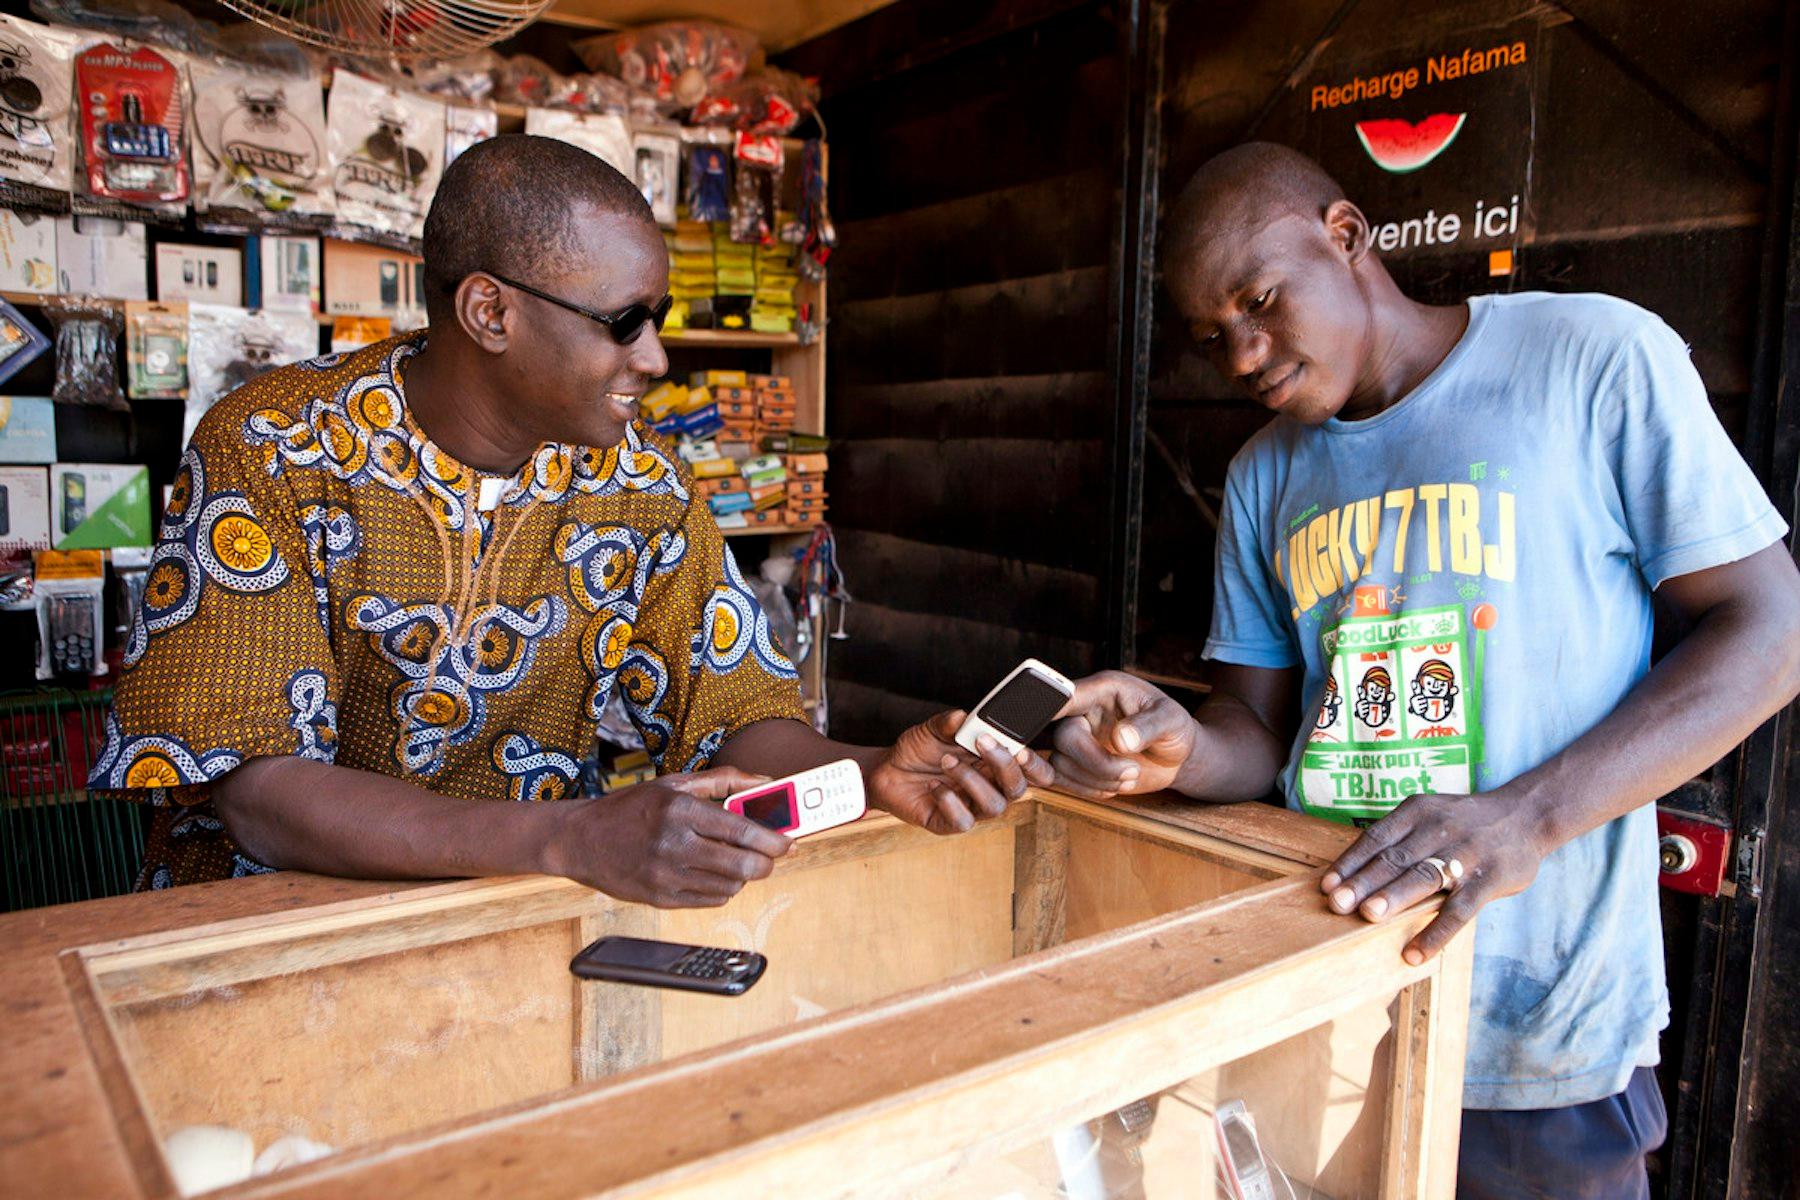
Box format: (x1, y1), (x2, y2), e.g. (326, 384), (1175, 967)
(751, 239), (801, 334)
(665, 221), (715, 331)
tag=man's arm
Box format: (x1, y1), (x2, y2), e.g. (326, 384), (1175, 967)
(711, 713), (1056, 836)
(214, 756), (791, 908)
(1323, 543), (1800, 964)
(1047, 663), (1301, 802)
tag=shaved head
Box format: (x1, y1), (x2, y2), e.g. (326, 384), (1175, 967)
(1167, 142), (1347, 258)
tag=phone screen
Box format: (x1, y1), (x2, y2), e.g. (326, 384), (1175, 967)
(584, 936), (688, 969)
(976, 670), (1069, 744)
(738, 783), (797, 832)
(1223, 1117), (1262, 1169)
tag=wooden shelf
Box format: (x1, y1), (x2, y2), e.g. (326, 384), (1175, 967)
(662, 328), (801, 348)
(722, 524), (818, 538)
(3, 292), (334, 326)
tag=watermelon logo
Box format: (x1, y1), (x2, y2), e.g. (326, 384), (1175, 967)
(1354, 113), (1467, 173)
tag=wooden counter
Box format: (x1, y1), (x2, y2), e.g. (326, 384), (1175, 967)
(1, 791), (1472, 1198)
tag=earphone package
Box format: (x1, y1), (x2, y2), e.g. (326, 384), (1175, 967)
(327, 71), (442, 247)
(189, 55), (333, 230)
(0, 15), (85, 214)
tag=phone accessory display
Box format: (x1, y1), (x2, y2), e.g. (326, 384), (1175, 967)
(74, 42), (189, 210)
(798, 138), (835, 281)
(327, 71), (442, 247)
(631, 129), (679, 226)
(686, 143), (730, 222)
(570, 935), (767, 996)
(725, 758), (865, 838)
(522, 107), (633, 178)
(0, 296), (49, 387)
(125, 298), (185, 397)
(729, 133), (780, 246)
(443, 102), (496, 168)
(189, 57), (332, 226)
(0, 15), (84, 214)
(955, 658), (1076, 758)
(43, 294), (124, 408)
(185, 303), (315, 444)
(32, 554), (106, 682)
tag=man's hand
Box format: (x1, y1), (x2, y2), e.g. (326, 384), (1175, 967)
(1320, 788), (1547, 965)
(539, 766), (792, 908)
(867, 711), (1054, 835)
(1048, 671), (1199, 799)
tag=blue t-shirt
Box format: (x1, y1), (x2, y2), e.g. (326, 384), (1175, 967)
(1205, 291), (1787, 1110)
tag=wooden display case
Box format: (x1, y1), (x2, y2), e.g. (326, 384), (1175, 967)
(1, 791), (1471, 1198)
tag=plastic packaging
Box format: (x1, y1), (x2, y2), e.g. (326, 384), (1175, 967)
(444, 103), (496, 167)
(686, 143), (731, 223)
(0, 15), (85, 213)
(190, 56), (332, 227)
(31, 0), (212, 55)
(125, 298), (186, 397)
(729, 134), (781, 246)
(408, 50), (499, 103)
(74, 40), (189, 214)
(186, 303), (314, 443)
(632, 130), (679, 226)
(43, 295), (124, 408)
(0, 297), (50, 387)
(573, 22), (757, 113)
(523, 107), (632, 177)
(691, 69), (817, 135)
(327, 70), (442, 246)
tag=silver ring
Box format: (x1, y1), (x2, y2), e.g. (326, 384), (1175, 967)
(1422, 856), (1465, 893)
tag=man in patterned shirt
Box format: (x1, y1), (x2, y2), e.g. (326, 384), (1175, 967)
(94, 135), (1045, 903)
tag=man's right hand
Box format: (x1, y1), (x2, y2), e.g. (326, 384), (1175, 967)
(1049, 671), (1199, 800)
(539, 767), (791, 908)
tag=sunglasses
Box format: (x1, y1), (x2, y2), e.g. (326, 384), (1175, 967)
(487, 272), (673, 345)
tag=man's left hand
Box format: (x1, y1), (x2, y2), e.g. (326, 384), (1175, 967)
(1320, 788), (1547, 965)
(868, 711), (1054, 835)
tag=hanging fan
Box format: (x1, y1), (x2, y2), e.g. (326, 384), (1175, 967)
(216, 0), (554, 63)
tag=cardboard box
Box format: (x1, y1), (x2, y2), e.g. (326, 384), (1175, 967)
(155, 244), (243, 306)
(50, 463), (150, 549)
(257, 236), (321, 312)
(788, 453), (829, 476)
(0, 210), (58, 294)
(56, 216), (147, 299)
(324, 238), (426, 318)
(0, 397), (55, 464)
(0, 465), (50, 551)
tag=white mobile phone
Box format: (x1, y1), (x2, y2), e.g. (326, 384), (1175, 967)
(954, 658), (1076, 758)
(725, 759), (865, 838)
(1215, 1100), (1278, 1200)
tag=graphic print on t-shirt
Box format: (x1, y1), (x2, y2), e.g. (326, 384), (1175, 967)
(1302, 585), (1497, 821)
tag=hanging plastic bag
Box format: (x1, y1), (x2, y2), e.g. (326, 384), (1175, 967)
(686, 143), (731, 223)
(190, 56), (332, 229)
(327, 70), (442, 247)
(0, 15), (85, 214)
(444, 103), (496, 168)
(572, 22), (757, 114)
(43, 294), (124, 408)
(523, 107), (632, 177)
(185, 303), (315, 444)
(730, 134), (781, 245)
(691, 68), (817, 136)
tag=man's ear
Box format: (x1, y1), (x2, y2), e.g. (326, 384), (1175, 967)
(1324, 199), (1372, 265)
(457, 274), (510, 353)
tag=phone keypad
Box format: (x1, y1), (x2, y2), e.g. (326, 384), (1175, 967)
(671, 947), (754, 979)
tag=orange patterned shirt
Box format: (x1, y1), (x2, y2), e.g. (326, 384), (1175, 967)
(92, 334), (803, 888)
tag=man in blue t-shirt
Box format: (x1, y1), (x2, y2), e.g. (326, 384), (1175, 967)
(1050, 143), (1800, 1198)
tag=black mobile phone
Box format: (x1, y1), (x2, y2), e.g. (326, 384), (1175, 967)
(378, 262), (399, 306)
(571, 935), (766, 997)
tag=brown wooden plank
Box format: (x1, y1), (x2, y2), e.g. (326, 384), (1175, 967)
(1011, 805), (1068, 955)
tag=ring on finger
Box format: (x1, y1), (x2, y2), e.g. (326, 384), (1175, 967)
(1421, 855), (1465, 893)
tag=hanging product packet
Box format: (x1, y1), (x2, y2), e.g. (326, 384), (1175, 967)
(328, 70), (443, 248)
(73, 41), (189, 221)
(185, 302), (315, 445)
(523, 107), (632, 177)
(730, 133), (781, 245)
(0, 15), (85, 213)
(189, 55), (333, 231)
(632, 130), (679, 226)
(444, 103), (496, 168)
(686, 143), (731, 223)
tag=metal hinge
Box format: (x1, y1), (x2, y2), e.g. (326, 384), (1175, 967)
(1736, 831), (1765, 899)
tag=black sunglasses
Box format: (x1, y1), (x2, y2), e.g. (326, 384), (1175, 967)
(486, 272), (673, 344)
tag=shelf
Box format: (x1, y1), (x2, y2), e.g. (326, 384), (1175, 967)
(722, 524), (819, 537)
(3, 292), (334, 326)
(663, 328), (802, 348)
